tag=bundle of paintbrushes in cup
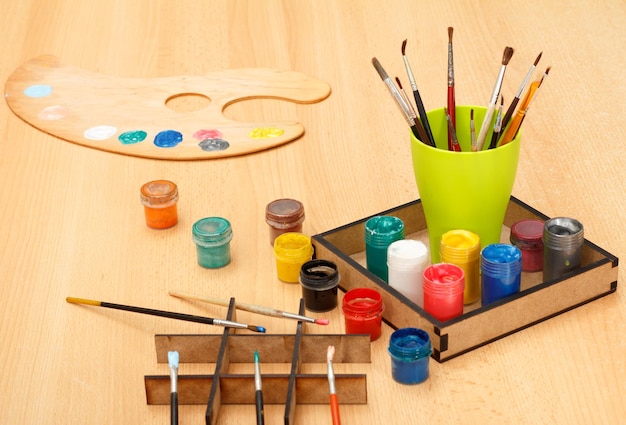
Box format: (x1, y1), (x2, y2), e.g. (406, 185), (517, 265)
(372, 28), (550, 262)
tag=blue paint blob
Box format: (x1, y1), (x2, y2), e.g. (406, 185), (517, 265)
(119, 130), (147, 145)
(24, 84), (52, 98)
(257, 327), (267, 333)
(154, 130), (183, 148)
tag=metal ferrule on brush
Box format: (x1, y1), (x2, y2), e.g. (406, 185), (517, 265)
(254, 360), (262, 391)
(448, 46), (454, 85)
(281, 311), (315, 323)
(402, 56), (418, 91)
(327, 361), (336, 394)
(373, 58), (414, 127)
(169, 366), (178, 393)
(212, 318), (248, 329)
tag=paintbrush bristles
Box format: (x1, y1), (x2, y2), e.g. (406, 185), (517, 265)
(401, 39), (407, 55)
(502, 47), (514, 65)
(534, 52), (543, 66)
(372, 57), (389, 80)
(448, 26), (453, 41)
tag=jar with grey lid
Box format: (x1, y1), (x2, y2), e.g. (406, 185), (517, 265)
(543, 217), (584, 281)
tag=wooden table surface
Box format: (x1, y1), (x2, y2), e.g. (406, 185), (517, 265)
(1, 1), (624, 424)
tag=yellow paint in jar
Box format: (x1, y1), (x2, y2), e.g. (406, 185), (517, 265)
(273, 232), (313, 283)
(440, 229), (481, 304)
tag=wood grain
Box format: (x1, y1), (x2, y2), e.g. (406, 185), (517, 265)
(0, 1), (624, 424)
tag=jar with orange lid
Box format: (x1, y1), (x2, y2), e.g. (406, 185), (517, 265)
(140, 180), (179, 229)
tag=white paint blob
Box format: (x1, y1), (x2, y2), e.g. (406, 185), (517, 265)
(84, 125), (117, 140)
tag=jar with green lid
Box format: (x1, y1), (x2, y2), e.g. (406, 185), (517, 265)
(192, 217), (233, 269)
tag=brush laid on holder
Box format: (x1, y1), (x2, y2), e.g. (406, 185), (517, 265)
(66, 297), (267, 332)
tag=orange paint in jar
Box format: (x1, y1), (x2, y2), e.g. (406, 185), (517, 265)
(140, 180), (179, 229)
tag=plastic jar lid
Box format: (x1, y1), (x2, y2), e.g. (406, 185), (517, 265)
(364, 216), (405, 247)
(140, 180), (179, 207)
(192, 217), (233, 247)
(265, 199), (305, 228)
(299, 260), (340, 291)
(440, 229), (480, 261)
(543, 217), (584, 250)
(511, 219), (544, 243)
(388, 328), (432, 360)
(274, 232), (313, 260)
(480, 244), (522, 276)
(422, 263), (465, 293)
(387, 239), (429, 270)
(342, 287), (384, 317)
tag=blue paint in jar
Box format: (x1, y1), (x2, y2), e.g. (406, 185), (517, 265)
(154, 130), (183, 148)
(480, 243), (522, 305)
(388, 328), (432, 385)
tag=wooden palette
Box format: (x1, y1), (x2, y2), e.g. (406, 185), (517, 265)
(4, 55), (331, 160)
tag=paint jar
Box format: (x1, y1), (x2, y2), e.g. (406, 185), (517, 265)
(265, 198), (305, 246)
(422, 263), (465, 321)
(192, 217), (233, 269)
(440, 230), (481, 305)
(543, 217), (584, 282)
(387, 239), (429, 306)
(299, 259), (340, 312)
(140, 180), (179, 229)
(365, 216), (405, 282)
(273, 232), (313, 283)
(388, 328), (432, 385)
(481, 244), (522, 305)
(342, 287), (384, 341)
(510, 219), (545, 272)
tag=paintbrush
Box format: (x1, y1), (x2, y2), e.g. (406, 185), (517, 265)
(401, 39), (436, 147)
(498, 52), (542, 143)
(470, 108), (477, 152)
(447, 27), (460, 151)
(444, 107), (461, 151)
(168, 351), (179, 425)
(488, 95), (505, 149)
(327, 345), (341, 425)
(500, 66), (550, 146)
(168, 290), (330, 325)
(372, 57), (429, 144)
(254, 351), (265, 425)
(475, 46), (514, 151)
(395, 77), (417, 120)
(66, 297), (267, 332)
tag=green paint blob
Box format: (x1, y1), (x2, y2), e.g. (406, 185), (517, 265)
(118, 130), (147, 145)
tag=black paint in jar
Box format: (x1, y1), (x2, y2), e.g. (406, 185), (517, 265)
(299, 259), (340, 312)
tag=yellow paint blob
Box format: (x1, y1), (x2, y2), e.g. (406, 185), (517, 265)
(249, 127), (285, 139)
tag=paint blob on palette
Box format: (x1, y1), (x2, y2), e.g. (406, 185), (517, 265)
(4, 55), (331, 160)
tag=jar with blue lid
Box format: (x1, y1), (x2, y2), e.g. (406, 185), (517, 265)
(388, 327), (432, 385)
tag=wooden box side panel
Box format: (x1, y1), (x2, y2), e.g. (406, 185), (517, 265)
(439, 260), (618, 360)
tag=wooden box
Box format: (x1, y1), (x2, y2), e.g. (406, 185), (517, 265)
(312, 197), (619, 362)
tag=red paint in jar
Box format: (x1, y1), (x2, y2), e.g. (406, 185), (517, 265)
(342, 287), (384, 341)
(422, 263), (465, 322)
(510, 219), (544, 272)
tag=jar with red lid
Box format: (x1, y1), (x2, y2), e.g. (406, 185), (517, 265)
(510, 219), (544, 272)
(342, 287), (384, 341)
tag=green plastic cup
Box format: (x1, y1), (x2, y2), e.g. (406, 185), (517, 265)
(411, 106), (521, 263)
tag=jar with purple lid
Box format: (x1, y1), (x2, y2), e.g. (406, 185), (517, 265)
(510, 219), (544, 272)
